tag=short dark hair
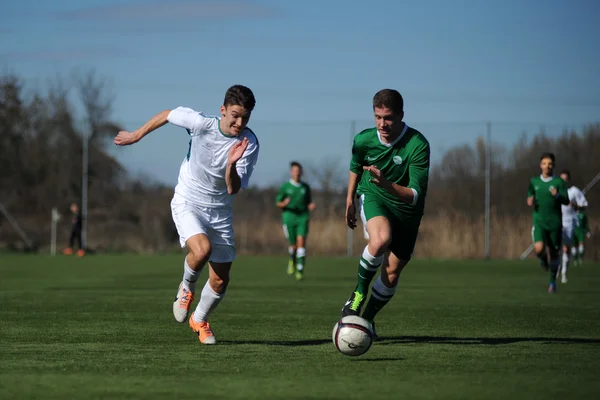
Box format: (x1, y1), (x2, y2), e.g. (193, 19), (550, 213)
(223, 85), (256, 112)
(290, 161), (302, 169)
(373, 89), (404, 114)
(560, 169), (571, 179)
(540, 152), (555, 163)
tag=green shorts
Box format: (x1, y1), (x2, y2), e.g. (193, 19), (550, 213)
(573, 227), (586, 245)
(282, 212), (310, 245)
(359, 194), (421, 260)
(531, 223), (561, 251)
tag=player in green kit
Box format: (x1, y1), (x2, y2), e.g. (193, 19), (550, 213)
(341, 89), (430, 338)
(275, 161), (316, 280)
(573, 210), (591, 265)
(527, 152), (570, 293)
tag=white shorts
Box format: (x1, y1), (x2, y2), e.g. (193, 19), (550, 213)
(359, 194), (369, 240)
(562, 225), (574, 248)
(170, 194), (236, 263)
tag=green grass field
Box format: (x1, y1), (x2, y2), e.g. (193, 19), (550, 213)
(1, 255), (600, 399)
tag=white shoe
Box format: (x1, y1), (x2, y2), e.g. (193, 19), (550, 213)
(173, 282), (195, 323)
(561, 274), (568, 284)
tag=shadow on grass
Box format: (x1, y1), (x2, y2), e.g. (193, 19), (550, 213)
(219, 336), (600, 347)
(376, 336), (600, 346)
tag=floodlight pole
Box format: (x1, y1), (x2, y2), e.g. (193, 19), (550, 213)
(484, 122), (491, 260)
(81, 130), (89, 250)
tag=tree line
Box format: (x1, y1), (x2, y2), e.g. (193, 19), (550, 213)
(1, 72), (598, 258)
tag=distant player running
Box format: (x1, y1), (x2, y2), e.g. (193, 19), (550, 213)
(558, 169), (588, 283)
(573, 210), (591, 265)
(527, 153), (569, 293)
(341, 89), (430, 338)
(114, 85), (259, 344)
(275, 161), (316, 280)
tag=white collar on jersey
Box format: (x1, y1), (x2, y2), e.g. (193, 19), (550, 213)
(377, 123), (408, 147)
(289, 179), (302, 187)
(539, 174), (555, 183)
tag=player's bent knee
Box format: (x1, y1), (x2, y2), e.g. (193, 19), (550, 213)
(533, 242), (545, 255)
(186, 235), (212, 268)
(369, 235), (392, 254)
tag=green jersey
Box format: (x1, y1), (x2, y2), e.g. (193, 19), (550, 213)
(577, 211), (590, 232)
(527, 175), (569, 229)
(350, 125), (430, 224)
(276, 180), (312, 214)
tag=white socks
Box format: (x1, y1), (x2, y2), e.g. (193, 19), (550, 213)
(561, 252), (569, 275)
(361, 246), (383, 271)
(193, 281), (225, 323)
(371, 276), (397, 301)
(296, 247), (306, 271)
(182, 260), (200, 292)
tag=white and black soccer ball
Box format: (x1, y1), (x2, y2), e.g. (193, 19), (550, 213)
(332, 316), (374, 357)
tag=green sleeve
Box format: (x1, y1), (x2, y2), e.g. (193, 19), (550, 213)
(349, 136), (364, 174)
(527, 179), (535, 197)
(275, 184), (286, 204)
(407, 142), (430, 198)
(557, 181), (570, 205)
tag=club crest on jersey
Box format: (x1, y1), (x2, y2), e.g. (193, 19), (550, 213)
(393, 155), (403, 165)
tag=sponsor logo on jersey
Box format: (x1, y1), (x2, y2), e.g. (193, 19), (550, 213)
(393, 155), (403, 165)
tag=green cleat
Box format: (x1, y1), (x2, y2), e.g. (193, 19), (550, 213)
(295, 270), (304, 281)
(287, 261), (295, 275)
(341, 291), (366, 317)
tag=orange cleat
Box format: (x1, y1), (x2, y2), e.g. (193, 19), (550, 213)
(189, 313), (216, 345)
(63, 248), (73, 255)
(173, 282), (195, 323)
(76, 249), (86, 257)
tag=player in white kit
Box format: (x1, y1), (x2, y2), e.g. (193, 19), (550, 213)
(114, 85), (259, 344)
(558, 170), (588, 284)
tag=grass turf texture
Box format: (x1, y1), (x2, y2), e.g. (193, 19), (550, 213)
(1, 255), (599, 399)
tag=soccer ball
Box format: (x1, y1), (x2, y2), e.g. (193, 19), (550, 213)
(332, 316), (374, 357)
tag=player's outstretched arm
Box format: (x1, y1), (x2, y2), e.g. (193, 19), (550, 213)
(114, 110), (170, 146)
(346, 171), (361, 229)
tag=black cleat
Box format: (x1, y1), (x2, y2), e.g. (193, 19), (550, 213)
(341, 291), (366, 317)
(370, 320), (380, 341)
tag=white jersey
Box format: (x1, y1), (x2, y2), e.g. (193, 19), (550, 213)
(561, 186), (588, 228)
(167, 107), (259, 208)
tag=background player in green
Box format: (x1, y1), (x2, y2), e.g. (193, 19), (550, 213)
(341, 88), (430, 338)
(527, 152), (570, 293)
(275, 161), (316, 280)
(573, 210), (591, 265)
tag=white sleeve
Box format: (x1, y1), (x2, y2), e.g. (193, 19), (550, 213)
(167, 107), (209, 136)
(577, 188), (588, 207)
(236, 134), (260, 189)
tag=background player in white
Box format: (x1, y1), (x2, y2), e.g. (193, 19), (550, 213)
(559, 169), (588, 283)
(114, 85), (259, 345)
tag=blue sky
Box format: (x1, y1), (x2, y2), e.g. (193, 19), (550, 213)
(1, 0), (599, 188)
